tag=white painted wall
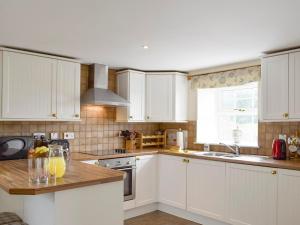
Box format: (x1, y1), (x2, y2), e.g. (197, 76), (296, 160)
(187, 80), (197, 121)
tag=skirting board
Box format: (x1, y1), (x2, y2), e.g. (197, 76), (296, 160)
(125, 202), (230, 225)
(124, 203), (158, 220)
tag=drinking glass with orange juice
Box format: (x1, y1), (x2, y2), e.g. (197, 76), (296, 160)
(49, 145), (66, 179)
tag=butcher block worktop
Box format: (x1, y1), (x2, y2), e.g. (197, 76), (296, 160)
(0, 160), (124, 195)
(71, 149), (159, 161)
(161, 150), (300, 171)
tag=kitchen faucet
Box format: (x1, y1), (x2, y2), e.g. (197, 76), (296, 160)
(219, 143), (240, 156)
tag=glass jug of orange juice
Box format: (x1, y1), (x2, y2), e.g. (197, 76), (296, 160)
(49, 145), (66, 179)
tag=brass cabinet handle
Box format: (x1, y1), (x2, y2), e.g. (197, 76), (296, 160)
(146, 116), (150, 119)
(182, 159), (190, 163)
(75, 114), (80, 118)
(129, 116), (133, 119)
(283, 113), (289, 118)
(52, 113), (56, 117)
(272, 170), (277, 175)
(136, 157), (140, 161)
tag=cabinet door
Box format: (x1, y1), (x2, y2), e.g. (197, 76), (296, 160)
(187, 159), (226, 222)
(158, 155), (186, 209)
(277, 169), (300, 225)
(146, 74), (173, 121)
(129, 72), (145, 121)
(227, 163), (277, 225)
(261, 54), (289, 120)
(2, 51), (57, 119)
(57, 60), (80, 120)
(116, 71), (145, 122)
(136, 155), (157, 207)
(289, 52), (300, 119)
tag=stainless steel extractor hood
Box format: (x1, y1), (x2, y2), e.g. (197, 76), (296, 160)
(81, 64), (129, 106)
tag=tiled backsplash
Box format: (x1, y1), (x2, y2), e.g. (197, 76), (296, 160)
(0, 64), (298, 156)
(160, 121), (300, 156)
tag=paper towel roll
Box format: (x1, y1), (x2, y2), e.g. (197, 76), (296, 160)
(176, 130), (184, 150)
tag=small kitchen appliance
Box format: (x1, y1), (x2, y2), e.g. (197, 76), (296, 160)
(0, 136), (33, 161)
(272, 139), (287, 160)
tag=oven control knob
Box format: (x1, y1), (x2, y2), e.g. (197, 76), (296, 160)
(126, 161), (131, 165)
(105, 163), (110, 167)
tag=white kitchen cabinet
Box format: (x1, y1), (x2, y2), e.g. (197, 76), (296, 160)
(0, 48), (81, 121)
(289, 52), (300, 119)
(187, 159), (226, 222)
(116, 70), (145, 122)
(135, 155), (157, 207)
(57, 60), (81, 120)
(158, 155), (187, 209)
(226, 163), (277, 225)
(277, 169), (300, 225)
(261, 54), (289, 121)
(2, 50), (57, 120)
(146, 72), (187, 122)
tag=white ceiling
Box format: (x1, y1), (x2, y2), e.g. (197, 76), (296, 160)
(1, 0), (300, 71)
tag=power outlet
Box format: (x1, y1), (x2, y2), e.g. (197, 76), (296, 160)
(279, 134), (287, 141)
(50, 132), (59, 140)
(33, 132), (46, 139)
(64, 132), (75, 140)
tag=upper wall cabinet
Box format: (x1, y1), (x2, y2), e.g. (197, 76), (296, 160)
(261, 50), (300, 121)
(116, 70), (146, 122)
(146, 72), (188, 122)
(57, 60), (81, 120)
(0, 48), (81, 121)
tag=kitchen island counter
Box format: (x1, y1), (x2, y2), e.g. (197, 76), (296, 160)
(0, 159), (124, 195)
(0, 159), (124, 225)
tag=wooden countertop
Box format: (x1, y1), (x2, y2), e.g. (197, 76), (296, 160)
(161, 150), (300, 171)
(0, 160), (124, 195)
(71, 149), (159, 161)
(74, 149), (300, 171)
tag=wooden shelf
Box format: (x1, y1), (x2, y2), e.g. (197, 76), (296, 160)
(138, 133), (166, 149)
(142, 135), (165, 139)
(142, 142), (164, 146)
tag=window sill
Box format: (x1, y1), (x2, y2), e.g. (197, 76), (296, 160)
(193, 142), (260, 149)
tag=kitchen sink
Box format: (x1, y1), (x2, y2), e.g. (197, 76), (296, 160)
(193, 151), (239, 158)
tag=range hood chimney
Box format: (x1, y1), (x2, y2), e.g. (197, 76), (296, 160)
(81, 64), (130, 106)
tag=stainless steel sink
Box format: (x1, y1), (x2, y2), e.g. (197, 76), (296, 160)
(193, 151), (238, 158)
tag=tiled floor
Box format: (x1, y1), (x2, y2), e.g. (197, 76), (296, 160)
(124, 211), (201, 225)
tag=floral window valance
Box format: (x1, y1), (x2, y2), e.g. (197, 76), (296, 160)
(191, 65), (261, 89)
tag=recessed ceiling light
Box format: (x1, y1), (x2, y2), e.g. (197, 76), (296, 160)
(142, 45), (149, 49)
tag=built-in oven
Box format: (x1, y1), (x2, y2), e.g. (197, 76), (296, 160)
(98, 157), (136, 201)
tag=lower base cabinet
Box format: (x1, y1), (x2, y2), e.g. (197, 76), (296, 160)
(131, 154), (300, 225)
(158, 155), (187, 209)
(277, 169), (300, 225)
(226, 163), (277, 225)
(187, 159), (226, 222)
(136, 155), (157, 207)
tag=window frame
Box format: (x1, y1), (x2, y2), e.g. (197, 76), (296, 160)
(196, 82), (259, 148)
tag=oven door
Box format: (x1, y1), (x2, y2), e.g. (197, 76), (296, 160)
(117, 166), (136, 201)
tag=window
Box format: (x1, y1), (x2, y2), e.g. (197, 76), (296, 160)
(197, 82), (258, 147)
